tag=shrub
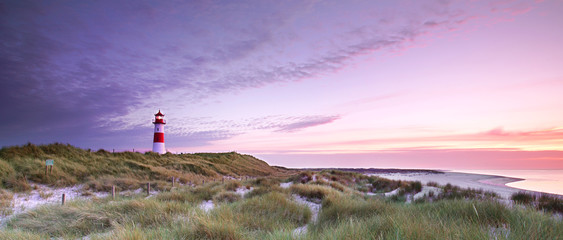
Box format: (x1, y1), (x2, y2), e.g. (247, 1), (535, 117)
(511, 192), (535, 205)
(3, 174), (31, 192)
(190, 184), (221, 202)
(412, 181), (422, 192)
(371, 177), (401, 192)
(309, 179), (349, 193)
(537, 195), (563, 214)
(213, 191), (241, 204)
(356, 185), (370, 193)
(0, 159), (15, 180)
(245, 186), (273, 199)
(329, 181), (347, 192)
(250, 177), (280, 188)
(0, 189), (14, 216)
(403, 181), (422, 193)
(223, 180), (241, 191)
(290, 184), (338, 201)
(438, 184), (495, 201)
(389, 194), (406, 203)
(289, 171), (314, 184)
(426, 181), (440, 187)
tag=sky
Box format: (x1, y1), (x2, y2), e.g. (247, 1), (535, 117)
(1, 0), (563, 169)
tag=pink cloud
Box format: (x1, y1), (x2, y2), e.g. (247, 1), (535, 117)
(323, 127), (563, 147)
(257, 148), (563, 169)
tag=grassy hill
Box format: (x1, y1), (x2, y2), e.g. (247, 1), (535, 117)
(0, 143), (291, 192)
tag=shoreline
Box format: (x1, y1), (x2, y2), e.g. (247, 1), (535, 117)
(291, 167), (562, 199)
(476, 175), (525, 187)
(364, 170), (561, 199)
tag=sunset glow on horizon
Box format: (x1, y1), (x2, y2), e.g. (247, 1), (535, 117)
(2, 0), (563, 169)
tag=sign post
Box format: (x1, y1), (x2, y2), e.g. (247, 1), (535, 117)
(45, 159), (54, 176)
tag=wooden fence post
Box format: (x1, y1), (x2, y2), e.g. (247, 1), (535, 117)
(112, 185), (115, 199)
(61, 193), (66, 205)
(147, 183), (151, 195)
(172, 177), (175, 188)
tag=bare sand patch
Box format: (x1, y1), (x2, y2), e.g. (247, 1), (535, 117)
(280, 182), (293, 189)
(199, 200), (214, 212)
(292, 194), (321, 236)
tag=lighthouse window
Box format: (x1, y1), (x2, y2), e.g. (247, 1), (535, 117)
(157, 128), (159, 131)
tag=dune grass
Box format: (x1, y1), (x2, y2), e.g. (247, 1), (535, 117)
(4, 186), (311, 239)
(306, 198), (563, 240)
(1, 151), (561, 239)
(511, 191), (563, 214)
(6, 195), (194, 238)
(290, 184), (341, 202)
(0, 188), (14, 216)
(213, 191), (241, 204)
(0, 143), (292, 193)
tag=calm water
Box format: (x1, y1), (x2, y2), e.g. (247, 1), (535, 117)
(454, 170), (563, 196)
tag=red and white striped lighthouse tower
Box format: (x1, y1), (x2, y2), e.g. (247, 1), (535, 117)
(152, 110), (166, 154)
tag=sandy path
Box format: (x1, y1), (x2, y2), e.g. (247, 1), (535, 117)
(0, 183), (111, 228)
(292, 194), (321, 236)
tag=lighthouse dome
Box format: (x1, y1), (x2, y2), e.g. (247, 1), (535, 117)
(153, 110), (166, 124)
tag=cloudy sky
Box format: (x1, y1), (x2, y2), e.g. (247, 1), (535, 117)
(2, 0), (562, 169)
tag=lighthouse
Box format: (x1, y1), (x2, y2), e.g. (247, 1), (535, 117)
(152, 110), (166, 154)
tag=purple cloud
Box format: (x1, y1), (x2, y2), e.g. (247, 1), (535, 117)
(0, 0), (540, 148)
(275, 115), (341, 133)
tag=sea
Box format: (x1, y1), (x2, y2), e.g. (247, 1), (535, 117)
(453, 170), (563, 196)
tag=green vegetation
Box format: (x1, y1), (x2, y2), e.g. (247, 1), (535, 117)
(0, 143), (291, 192)
(1, 145), (562, 239)
(511, 191), (563, 214)
(0, 189), (13, 216)
(290, 184), (341, 202)
(437, 183), (498, 200)
(511, 191), (536, 204)
(308, 199), (562, 239)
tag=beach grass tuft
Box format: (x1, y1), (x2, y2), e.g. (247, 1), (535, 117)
(511, 191), (535, 204)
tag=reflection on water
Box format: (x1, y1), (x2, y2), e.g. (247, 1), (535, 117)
(453, 170), (563, 195)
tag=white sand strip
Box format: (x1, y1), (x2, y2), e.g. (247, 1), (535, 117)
(280, 182), (293, 189)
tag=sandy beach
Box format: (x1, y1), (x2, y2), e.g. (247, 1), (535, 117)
(368, 171), (533, 200)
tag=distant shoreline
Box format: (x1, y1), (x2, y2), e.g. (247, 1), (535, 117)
(291, 168), (562, 199)
(291, 168), (444, 174)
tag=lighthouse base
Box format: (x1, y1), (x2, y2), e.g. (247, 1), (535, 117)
(153, 142), (166, 154)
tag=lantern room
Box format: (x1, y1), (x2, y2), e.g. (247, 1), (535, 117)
(153, 110), (166, 124)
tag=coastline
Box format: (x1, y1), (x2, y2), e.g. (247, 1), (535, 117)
(452, 169), (563, 197)
(367, 170), (561, 200)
